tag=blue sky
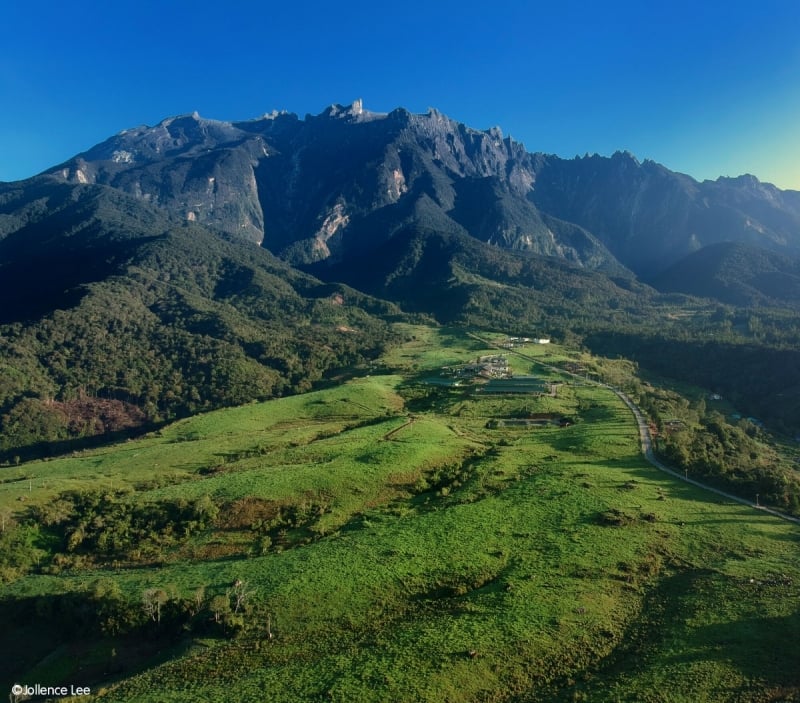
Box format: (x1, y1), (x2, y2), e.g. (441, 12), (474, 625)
(2, 0), (799, 188)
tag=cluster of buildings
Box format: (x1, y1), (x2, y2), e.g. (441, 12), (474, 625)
(500, 336), (550, 349)
(442, 355), (511, 380)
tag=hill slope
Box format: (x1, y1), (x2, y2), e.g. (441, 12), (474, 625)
(2, 329), (798, 702)
(316, 224), (659, 332)
(650, 241), (800, 309)
(0, 180), (400, 457)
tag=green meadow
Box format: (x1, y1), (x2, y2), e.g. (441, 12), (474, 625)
(2, 327), (798, 702)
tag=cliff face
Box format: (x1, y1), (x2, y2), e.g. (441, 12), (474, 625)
(47, 101), (800, 279)
(45, 103), (616, 271)
(51, 113), (271, 245)
(530, 153), (800, 275)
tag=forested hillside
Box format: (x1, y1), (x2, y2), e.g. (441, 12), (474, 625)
(0, 182), (401, 458)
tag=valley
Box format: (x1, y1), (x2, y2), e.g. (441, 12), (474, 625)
(2, 101), (800, 702)
(2, 326), (798, 702)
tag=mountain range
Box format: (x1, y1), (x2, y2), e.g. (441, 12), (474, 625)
(44, 99), (800, 286)
(2, 99), (800, 453)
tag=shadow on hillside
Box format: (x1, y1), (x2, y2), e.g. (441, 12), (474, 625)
(553, 569), (800, 700)
(0, 228), (160, 324)
(437, 326), (487, 353)
(661, 611), (800, 688)
(0, 591), (211, 693)
(0, 421), (166, 465)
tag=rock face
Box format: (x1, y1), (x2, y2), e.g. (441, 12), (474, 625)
(530, 153), (800, 276)
(47, 101), (800, 279)
(53, 113), (269, 244)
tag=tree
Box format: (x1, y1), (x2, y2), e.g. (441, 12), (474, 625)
(190, 585), (206, 616)
(0, 508), (11, 533)
(229, 578), (255, 614)
(142, 588), (168, 624)
(210, 595), (230, 626)
(90, 578), (136, 635)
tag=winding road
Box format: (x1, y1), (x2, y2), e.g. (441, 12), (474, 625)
(469, 332), (800, 526)
(614, 388), (800, 525)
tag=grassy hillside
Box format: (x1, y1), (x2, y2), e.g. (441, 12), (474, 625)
(1, 327), (798, 702)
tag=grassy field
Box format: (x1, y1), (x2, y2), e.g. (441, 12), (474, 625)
(2, 327), (799, 702)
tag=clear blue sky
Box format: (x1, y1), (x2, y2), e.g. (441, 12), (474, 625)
(2, 0), (799, 189)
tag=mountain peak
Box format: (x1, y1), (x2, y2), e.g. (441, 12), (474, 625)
(318, 98), (387, 122)
(37, 101), (800, 278)
(611, 150), (641, 165)
(157, 111), (225, 127)
(718, 173), (759, 184)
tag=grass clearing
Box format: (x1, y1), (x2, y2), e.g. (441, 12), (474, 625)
(1, 325), (798, 702)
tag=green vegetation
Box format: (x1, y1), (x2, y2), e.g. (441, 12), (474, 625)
(4, 183), (800, 469)
(1, 328), (798, 702)
(649, 394), (800, 515)
(559, 347), (800, 516)
(330, 226), (800, 442)
(584, 328), (800, 435)
(0, 184), (402, 460)
(3, 118), (800, 701)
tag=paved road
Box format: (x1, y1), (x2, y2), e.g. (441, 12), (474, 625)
(614, 387), (800, 526)
(468, 332), (800, 527)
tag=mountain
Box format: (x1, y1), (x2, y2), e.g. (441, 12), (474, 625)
(4, 100), (800, 453)
(650, 241), (800, 309)
(5, 106), (800, 702)
(46, 101), (800, 284)
(0, 179), (400, 458)
(531, 154), (800, 276)
(40, 102), (631, 273)
(316, 226), (658, 331)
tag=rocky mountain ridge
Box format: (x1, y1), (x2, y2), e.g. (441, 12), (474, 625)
(37, 99), (800, 286)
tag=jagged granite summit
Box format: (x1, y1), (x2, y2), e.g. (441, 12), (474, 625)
(47, 100), (800, 279)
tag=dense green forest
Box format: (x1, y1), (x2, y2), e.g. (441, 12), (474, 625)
(657, 412), (800, 513)
(584, 327), (800, 435)
(0, 184), (402, 459)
